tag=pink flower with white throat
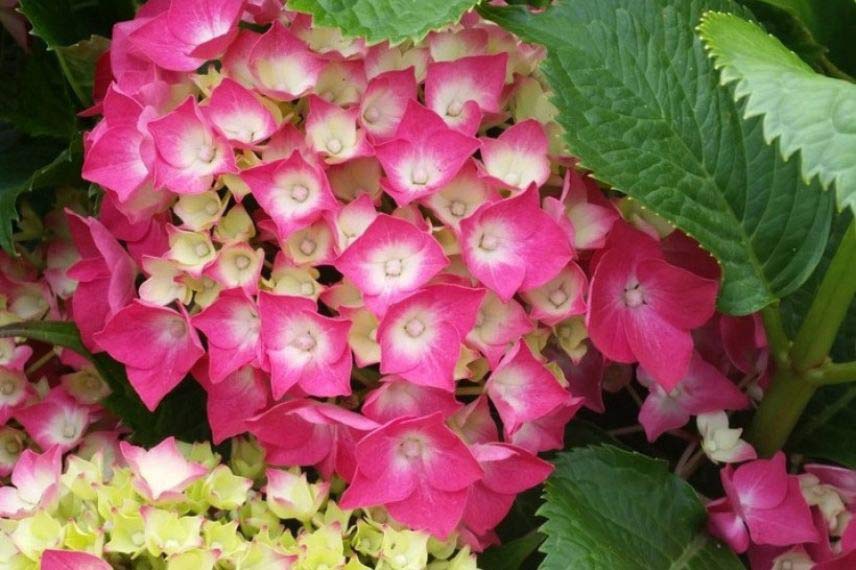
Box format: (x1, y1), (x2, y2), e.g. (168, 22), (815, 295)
(148, 97), (237, 195)
(521, 262), (588, 326)
(95, 301), (205, 410)
(335, 214), (448, 316)
(587, 224), (718, 390)
(378, 284), (485, 392)
(120, 437), (208, 502)
(0, 366), (31, 425)
(707, 452), (818, 553)
(486, 340), (571, 435)
(242, 150), (339, 240)
(460, 186), (572, 301)
(375, 101), (479, 205)
(362, 376), (463, 423)
(15, 388), (90, 452)
(359, 68), (418, 140)
(636, 352), (749, 442)
(249, 22), (324, 100)
(192, 289), (264, 384)
(202, 78), (277, 147)
(425, 53), (508, 135)
(465, 292), (532, 369)
(259, 292), (352, 399)
(306, 95), (371, 164)
(0, 446), (62, 518)
(479, 120), (550, 192)
(340, 412), (483, 538)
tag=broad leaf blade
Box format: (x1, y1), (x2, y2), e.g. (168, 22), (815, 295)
(699, 12), (856, 213)
(539, 446), (744, 569)
(18, 0), (134, 49)
(480, 0), (833, 315)
(289, 0), (478, 45)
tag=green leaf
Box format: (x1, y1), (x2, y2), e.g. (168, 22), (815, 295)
(18, 0), (135, 49)
(55, 35), (110, 106)
(478, 532), (544, 570)
(479, 0), (833, 315)
(288, 0), (478, 44)
(744, 0), (856, 76)
(539, 446), (744, 569)
(699, 12), (856, 214)
(0, 320), (209, 446)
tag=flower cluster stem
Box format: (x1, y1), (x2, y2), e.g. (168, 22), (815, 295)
(749, 220), (856, 456)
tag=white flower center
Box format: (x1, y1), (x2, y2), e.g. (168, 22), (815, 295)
(446, 100), (464, 117)
(325, 138), (343, 154)
(3, 439), (20, 455)
(293, 332), (317, 352)
(61, 422), (78, 440)
(234, 255), (251, 270)
(0, 379), (15, 396)
(404, 318), (425, 338)
(299, 238), (317, 256)
(132, 532), (145, 546)
(363, 106), (380, 123)
(399, 437), (424, 459)
(623, 282), (645, 308)
(290, 184), (310, 203)
(548, 287), (569, 308)
(194, 242), (211, 258)
(449, 200), (467, 218)
(197, 145), (216, 163)
(411, 166), (429, 186)
(479, 233), (499, 252)
(299, 282), (315, 296)
(384, 258), (403, 277)
(204, 200), (220, 215)
(505, 171), (521, 186)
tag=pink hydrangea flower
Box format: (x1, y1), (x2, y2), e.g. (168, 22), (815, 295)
(202, 77), (278, 148)
(359, 68), (418, 140)
(0, 366), (32, 425)
(0, 446), (62, 518)
(259, 292), (352, 399)
(707, 452), (818, 553)
(587, 224), (718, 390)
(340, 412), (483, 538)
(247, 399), (378, 481)
(335, 214), (448, 316)
(377, 283), (485, 392)
(120, 436), (208, 501)
(636, 352), (749, 441)
(41, 550), (112, 570)
(95, 301), (204, 410)
(249, 22), (324, 100)
(362, 376), (463, 424)
(14, 388), (90, 452)
(479, 120), (550, 192)
(194, 363), (269, 444)
(460, 186), (572, 301)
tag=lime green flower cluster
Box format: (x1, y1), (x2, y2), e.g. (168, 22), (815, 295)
(0, 438), (479, 570)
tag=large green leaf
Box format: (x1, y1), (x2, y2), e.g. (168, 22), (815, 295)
(18, 0), (134, 49)
(478, 532), (544, 570)
(288, 0), (478, 45)
(699, 12), (856, 214)
(55, 35), (110, 107)
(479, 0), (833, 315)
(538, 446), (744, 569)
(0, 321), (209, 446)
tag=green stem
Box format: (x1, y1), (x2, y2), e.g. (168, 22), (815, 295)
(791, 220), (856, 371)
(760, 302), (790, 368)
(812, 361), (856, 385)
(748, 367), (817, 456)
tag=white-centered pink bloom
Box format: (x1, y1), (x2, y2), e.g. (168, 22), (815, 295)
(0, 446), (62, 518)
(192, 289), (264, 383)
(543, 168), (618, 250)
(479, 120), (550, 192)
(487, 341), (571, 435)
(334, 214), (448, 316)
(460, 186), (572, 301)
(95, 301), (204, 410)
(362, 375), (463, 424)
(195, 363), (269, 444)
(0, 366), (31, 426)
(422, 160), (498, 234)
(149, 97), (237, 194)
(247, 399), (379, 481)
(375, 101), (479, 205)
(465, 292), (532, 369)
(305, 95), (371, 163)
(330, 193), (378, 253)
(120, 437), (208, 501)
(521, 262), (588, 325)
(425, 53), (507, 135)
(249, 22), (324, 101)
(14, 388), (90, 452)
(242, 150), (339, 240)
(202, 78), (277, 147)
(378, 284), (485, 392)
(359, 68), (418, 141)
(340, 412), (483, 538)
(259, 292), (352, 399)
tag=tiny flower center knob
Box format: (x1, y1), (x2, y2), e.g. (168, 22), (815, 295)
(705, 439), (719, 453)
(404, 318), (426, 338)
(399, 437), (424, 459)
(325, 138), (343, 154)
(293, 332), (317, 352)
(194, 242), (211, 258)
(411, 166), (429, 186)
(479, 233), (499, 252)
(548, 287), (569, 308)
(3, 438), (20, 455)
(234, 254), (251, 270)
(197, 145), (216, 163)
(505, 172), (521, 186)
(363, 106), (380, 123)
(384, 258), (403, 277)
(623, 283), (645, 308)
(131, 532), (145, 546)
(168, 318), (187, 339)
(61, 422), (78, 440)
(394, 555), (408, 566)
(0, 378), (15, 396)
(449, 200), (467, 218)
(299, 281), (315, 296)
(290, 184), (310, 203)
(446, 100), (464, 117)
(299, 238), (317, 256)
(204, 199), (220, 215)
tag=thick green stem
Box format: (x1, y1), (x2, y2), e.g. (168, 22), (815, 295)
(791, 220), (856, 371)
(812, 361), (856, 385)
(749, 220), (856, 455)
(748, 367), (817, 457)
